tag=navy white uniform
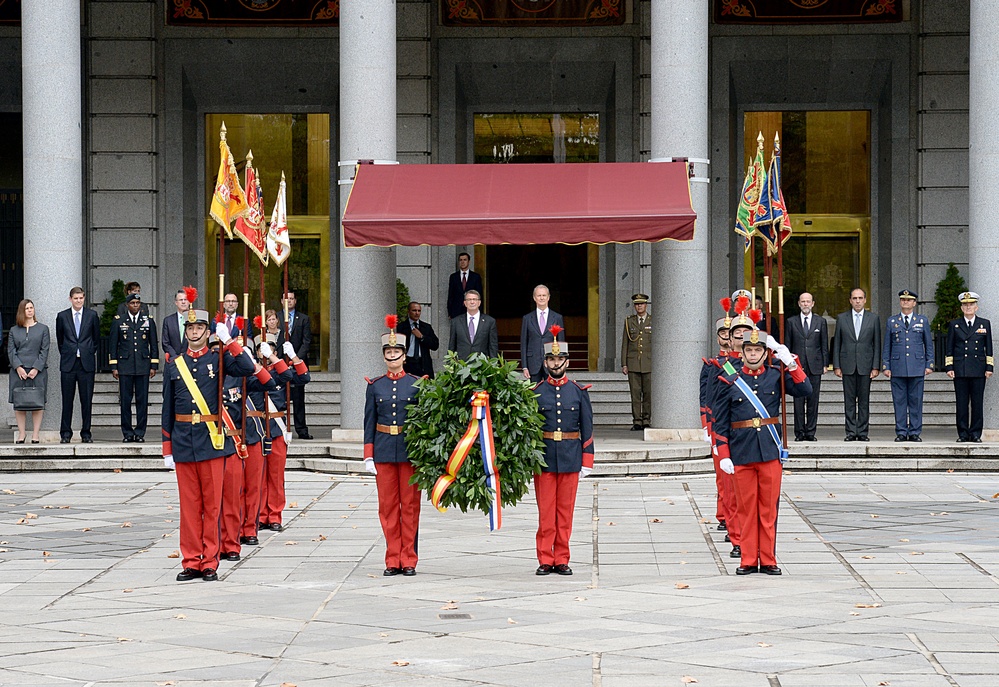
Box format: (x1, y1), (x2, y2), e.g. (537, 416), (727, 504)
(882, 310), (934, 439)
(109, 311), (159, 440)
(945, 315), (993, 441)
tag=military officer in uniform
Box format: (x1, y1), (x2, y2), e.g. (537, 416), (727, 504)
(945, 291), (993, 442)
(162, 294), (272, 582)
(533, 326), (593, 576)
(364, 315), (423, 577)
(621, 293), (652, 430)
(109, 293), (158, 442)
(882, 289), (934, 442)
(712, 327), (812, 576)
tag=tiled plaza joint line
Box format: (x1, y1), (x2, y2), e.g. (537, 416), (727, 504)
(590, 480), (599, 590)
(907, 632), (961, 687)
(956, 552), (999, 586)
(683, 482), (729, 575)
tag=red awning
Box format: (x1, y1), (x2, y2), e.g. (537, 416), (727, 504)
(341, 162), (696, 247)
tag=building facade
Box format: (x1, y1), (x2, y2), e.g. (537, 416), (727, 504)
(1, 0), (996, 433)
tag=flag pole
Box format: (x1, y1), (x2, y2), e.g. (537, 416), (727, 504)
(283, 259), (291, 431)
(217, 123), (228, 433)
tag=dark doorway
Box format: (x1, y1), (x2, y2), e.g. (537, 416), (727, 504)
(0, 113), (23, 372)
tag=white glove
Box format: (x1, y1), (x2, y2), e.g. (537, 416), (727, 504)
(363, 458), (377, 475)
(774, 344), (795, 366)
(580, 466), (593, 478)
(720, 457), (734, 475)
(284, 431), (292, 443)
(765, 336), (781, 351)
(283, 341), (296, 359)
(164, 454), (175, 469)
(215, 322), (232, 344)
(243, 345), (255, 359)
(702, 427), (710, 443)
(259, 341), (273, 359)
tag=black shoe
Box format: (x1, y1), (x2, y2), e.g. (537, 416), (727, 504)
(536, 564), (553, 576)
(973, 438), (983, 443)
(642, 424), (651, 429)
(844, 435), (857, 442)
(82, 437), (93, 443)
(383, 567), (402, 576)
(221, 552), (240, 562)
(736, 566), (758, 575)
(14, 438), (24, 445)
(123, 436), (133, 443)
(760, 565), (782, 575)
(201, 568), (218, 582)
(240, 536), (259, 546)
(60, 438), (71, 444)
(176, 568), (202, 582)
(717, 521), (727, 531)
(631, 425), (643, 431)
(298, 432), (314, 440)
(909, 435), (922, 442)
(724, 534), (731, 543)
(263, 523), (283, 532)
(957, 436), (968, 442)
(857, 436), (869, 441)
(31, 440), (39, 444)
(402, 567), (417, 576)
(135, 436), (145, 443)
(730, 545), (741, 558)
(895, 436), (907, 442)
(794, 434), (804, 442)
(806, 436), (818, 442)
(553, 564), (573, 575)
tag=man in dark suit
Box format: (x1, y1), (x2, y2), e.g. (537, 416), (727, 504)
(520, 284), (565, 382)
(55, 286), (101, 443)
(448, 290), (498, 359)
(397, 301), (439, 378)
(162, 288), (190, 360)
(754, 296), (780, 338)
(945, 291), (994, 442)
(446, 252), (483, 319)
(109, 294), (159, 442)
(277, 291), (313, 439)
(832, 287), (882, 441)
(785, 292), (829, 441)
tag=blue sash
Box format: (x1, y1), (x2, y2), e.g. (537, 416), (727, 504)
(730, 372), (788, 463)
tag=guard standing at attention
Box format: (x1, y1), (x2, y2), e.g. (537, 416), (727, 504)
(621, 293), (652, 430)
(945, 291), (993, 443)
(882, 289), (934, 442)
(109, 293), (158, 442)
(533, 325), (594, 576)
(364, 315), (423, 577)
(712, 324), (812, 576)
(162, 289), (272, 582)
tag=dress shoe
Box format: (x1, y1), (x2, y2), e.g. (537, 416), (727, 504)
(973, 438), (983, 443)
(857, 436), (870, 441)
(735, 566), (758, 575)
(844, 435), (857, 442)
(60, 438), (71, 444)
(14, 438), (24, 445)
(642, 424), (651, 429)
(535, 564), (553, 576)
(298, 432), (314, 440)
(730, 545), (741, 559)
(123, 436), (133, 443)
(221, 552), (240, 562)
(553, 564), (573, 575)
(724, 534), (731, 543)
(240, 536), (259, 546)
(264, 522), (283, 532)
(894, 436), (907, 442)
(201, 568), (218, 582)
(957, 436), (968, 442)
(176, 568), (202, 582)
(716, 521), (727, 531)
(806, 436), (818, 442)
(383, 567), (402, 576)
(31, 440), (39, 444)
(135, 436), (145, 443)
(82, 437), (93, 443)
(908, 435), (922, 442)
(760, 565), (782, 576)
(794, 434), (804, 442)
(631, 425), (643, 431)
(402, 567), (417, 576)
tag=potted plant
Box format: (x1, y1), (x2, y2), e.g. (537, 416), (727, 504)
(930, 262), (967, 369)
(98, 279), (127, 372)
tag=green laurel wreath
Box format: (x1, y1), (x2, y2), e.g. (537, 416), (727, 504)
(406, 352), (546, 515)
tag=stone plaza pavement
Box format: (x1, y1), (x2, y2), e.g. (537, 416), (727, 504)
(1, 470), (998, 686)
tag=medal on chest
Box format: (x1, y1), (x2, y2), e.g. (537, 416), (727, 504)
(207, 363), (215, 379)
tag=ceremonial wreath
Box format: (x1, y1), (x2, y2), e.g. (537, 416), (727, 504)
(406, 352), (546, 519)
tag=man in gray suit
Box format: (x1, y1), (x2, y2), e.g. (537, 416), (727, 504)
(785, 292), (829, 441)
(520, 284), (565, 382)
(447, 290), (498, 360)
(832, 288), (882, 441)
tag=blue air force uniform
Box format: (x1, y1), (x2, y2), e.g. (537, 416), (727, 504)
(882, 292), (934, 439)
(109, 307), (159, 440)
(945, 292), (994, 441)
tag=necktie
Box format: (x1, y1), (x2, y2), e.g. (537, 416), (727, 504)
(462, 272), (467, 289)
(804, 315), (810, 332)
(854, 312), (862, 339)
(227, 315), (234, 331)
(409, 322), (419, 357)
(904, 315), (910, 329)
(468, 316), (476, 342)
(968, 319), (974, 328)
(74, 310), (81, 337)
(539, 310), (546, 334)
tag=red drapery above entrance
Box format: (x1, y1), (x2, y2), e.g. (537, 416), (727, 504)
(341, 162), (696, 247)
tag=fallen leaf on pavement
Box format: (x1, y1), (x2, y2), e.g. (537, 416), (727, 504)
(878, 681), (890, 686)
(280, 683), (297, 687)
(650, 518), (662, 523)
(855, 603), (881, 608)
(113, 469), (122, 473)
(166, 550), (180, 559)
(289, 502), (298, 508)
(698, 517), (708, 523)
(121, 522), (132, 528)
(574, 597), (587, 602)
(26, 513), (38, 519)
(391, 660), (409, 667)
(508, 618), (518, 624)
(607, 522), (616, 526)
(681, 677), (698, 684)
(312, 535), (328, 542)
(341, 515), (349, 519)
(441, 603), (459, 610)
(827, 493), (836, 498)
(81, 528), (92, 532)
(680, 561), (687, 565)
(43, 505), (54, 509)
(895, 571), (907, 575)
(285, 541), (298, 546)
(117, 637), (131, 642)
(900, 538), (909, 542)
(947, 469), (954, 474)
(42, 551), (52, 556)
(379, 632), (389, 637)
(123, 588), (133, 593)
(348, 504), (358, 508)
(861, 555), (874, 559)
(1, 489), (14, 494)
(757, 642), (772, 648)
(174, 614), (186, 619)
(0, 549), (8, 553)
(870, 514), (879, 518)
(156, 682), (177, 686)
(367, 574), (377, 578)
(849, 612), (860, 616)
(909, 551), (924, 556)
(675, 583), (690, 590)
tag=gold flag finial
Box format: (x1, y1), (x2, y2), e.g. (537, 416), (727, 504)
(773, 131), (781, 152)
(757, 131), (765, 150)
(281, 170), (286, 181)
(246, 149), (254, 166)
(220, 121), (227, 141)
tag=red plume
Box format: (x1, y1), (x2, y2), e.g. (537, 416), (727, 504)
(214, 310), (225, 324)
(719, 297), (732, 313)
(183, 286), (198, 305)
(734, 295), (750, 314)
(253, 315), (263, 330)
(385, 314), (398, 330)
(749, 309), (763, 324)
(549, 324), (563, 338)
(235, 316), (245, 331)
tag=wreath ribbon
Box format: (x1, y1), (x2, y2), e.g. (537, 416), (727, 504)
(430, 390), (502, 530)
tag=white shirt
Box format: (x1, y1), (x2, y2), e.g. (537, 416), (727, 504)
(467, 312), (479, 337)
(537, 308), (549, 331)
(801, 312), (811, 330)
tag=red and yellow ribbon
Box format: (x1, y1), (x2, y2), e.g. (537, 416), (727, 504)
(430, 390), (502, 530)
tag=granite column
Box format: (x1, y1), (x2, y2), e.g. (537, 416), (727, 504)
(337, 0), (397, 430)
(648, 0), (710, 436)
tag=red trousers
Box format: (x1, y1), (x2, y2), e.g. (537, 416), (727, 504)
(712, 452), (741, 546)
(219, 453), (244, 554)
(176, 457), (226, 571)
(260, 435), (287, 526)
(733, 459), (782, 567)
(375, 462), (421, 569)
(534, 471), (579, 566)
(240, 442), (265, 538)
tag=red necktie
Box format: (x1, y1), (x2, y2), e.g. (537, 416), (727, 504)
(462, 272), (467, 289)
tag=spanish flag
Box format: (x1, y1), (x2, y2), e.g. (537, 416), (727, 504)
(209, 122), (248, 237)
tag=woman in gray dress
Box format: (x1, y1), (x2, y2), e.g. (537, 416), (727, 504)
(8, 299), (50, 443)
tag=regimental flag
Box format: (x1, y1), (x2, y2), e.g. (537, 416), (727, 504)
(767, 133), (793, 250)
(734, 132), (769, 252)
(233, 150), (268, 265)
(209, 122), (248, 237)
(267, 171), (291, 266)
